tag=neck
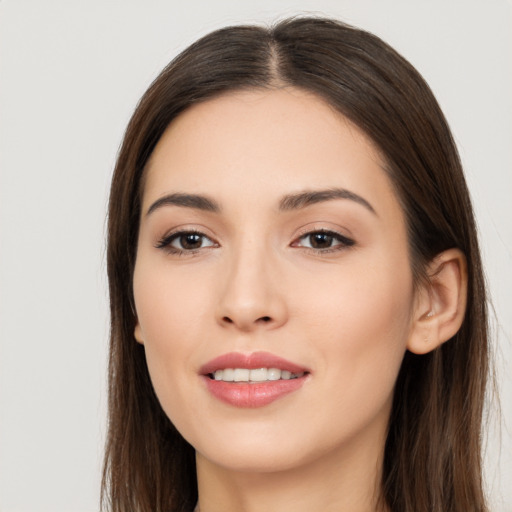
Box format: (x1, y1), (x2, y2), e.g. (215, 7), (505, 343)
(195, 428), (388, 512)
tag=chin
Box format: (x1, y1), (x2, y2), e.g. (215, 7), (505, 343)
(188, 416), (354, 477)
(199, 440), (312, 474)
(182, 418), (310, 473)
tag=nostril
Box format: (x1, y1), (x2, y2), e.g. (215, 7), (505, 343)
(220, 315), (273, 326)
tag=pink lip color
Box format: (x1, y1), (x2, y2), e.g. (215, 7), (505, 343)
(200, 351), (310, 408)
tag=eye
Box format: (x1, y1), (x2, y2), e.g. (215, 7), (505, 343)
(156, 230), (217, 254)
(293, 230), (355, 252)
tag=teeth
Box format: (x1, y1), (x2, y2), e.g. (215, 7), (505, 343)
(212, 368), (304, 383)
(221, 368), (234, 381)
(267, 368), (281, 381)
(234, 368), (250, 382)
(249, 368), (268, 382)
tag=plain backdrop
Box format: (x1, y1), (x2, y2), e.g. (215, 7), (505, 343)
(0, 1), (511, 511)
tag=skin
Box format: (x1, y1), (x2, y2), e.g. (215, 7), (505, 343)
(133, 88), (467, 512)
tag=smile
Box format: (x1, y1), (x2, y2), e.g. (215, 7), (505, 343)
(200, 352), (310, 408)
(211, 368), (306, 382)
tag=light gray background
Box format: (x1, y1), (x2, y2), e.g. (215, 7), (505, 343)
(0, 1), (510, 511)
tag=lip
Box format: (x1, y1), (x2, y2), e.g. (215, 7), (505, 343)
(199, 351), (309, 375)
(199, 351), (310, 408)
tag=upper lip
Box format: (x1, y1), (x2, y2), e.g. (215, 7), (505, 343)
(199, 351), (310, 376)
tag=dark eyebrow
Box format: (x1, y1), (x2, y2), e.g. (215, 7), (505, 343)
(146, 193), (221, 216)
(279, 188), (376, 215)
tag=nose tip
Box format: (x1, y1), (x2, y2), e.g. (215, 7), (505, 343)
(215, 257), (288, 332)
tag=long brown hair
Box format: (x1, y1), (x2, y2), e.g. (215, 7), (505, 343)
(102, 17), (489, 512)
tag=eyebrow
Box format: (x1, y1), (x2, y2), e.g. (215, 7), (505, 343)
(146, 187), (376, 217)
(279, 188), (376, 215)
(146, 193), (221, 216)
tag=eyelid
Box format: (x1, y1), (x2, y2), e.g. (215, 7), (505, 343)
(292, 222), (354, 241)
(155, 227), (219, 254)
(153, 223), (354, 255)
(291, 226), (355, 252)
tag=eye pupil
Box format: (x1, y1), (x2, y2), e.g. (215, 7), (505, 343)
(310, 233), (333, 249)
(180, 234), (202, 249)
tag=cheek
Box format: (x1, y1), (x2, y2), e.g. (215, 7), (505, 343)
(294, 255), (414, 415)
(134, 255), (215, 342)
(132, 262), (211, 420)
(297, 253), (413, 335)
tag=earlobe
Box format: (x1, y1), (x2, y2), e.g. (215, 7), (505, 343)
(134, 322), (145, 345)
(407, 248), (468, 355)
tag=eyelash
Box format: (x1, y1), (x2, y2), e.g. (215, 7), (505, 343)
(155, 229), (216, 255)
(155, 229), (355, 255)
(293, 229), (355, 253)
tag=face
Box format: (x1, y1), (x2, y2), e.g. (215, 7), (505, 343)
(133, 88), (417, 474)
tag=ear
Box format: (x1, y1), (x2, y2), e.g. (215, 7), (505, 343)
(407, 248), (468, 355)
(134, 320), (145, 345)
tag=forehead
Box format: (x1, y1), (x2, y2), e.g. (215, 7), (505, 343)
(142, 88), (399, 216)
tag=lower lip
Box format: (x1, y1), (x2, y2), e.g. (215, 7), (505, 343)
(203, 376), (307, 408)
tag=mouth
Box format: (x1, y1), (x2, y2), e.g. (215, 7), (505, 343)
(208, 367), (306, 382)
(200, 352), (310, 408)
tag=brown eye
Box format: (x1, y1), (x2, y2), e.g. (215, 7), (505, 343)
(177, 233), (204, 250)
(156, 231), (216, 253)
(295, 230), (355, 251)
(309, 233), (334, 249)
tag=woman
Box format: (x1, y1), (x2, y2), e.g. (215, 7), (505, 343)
(102, 17), (489, 512)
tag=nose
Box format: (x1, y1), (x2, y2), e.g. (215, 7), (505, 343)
(215, 243), (288, 332)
